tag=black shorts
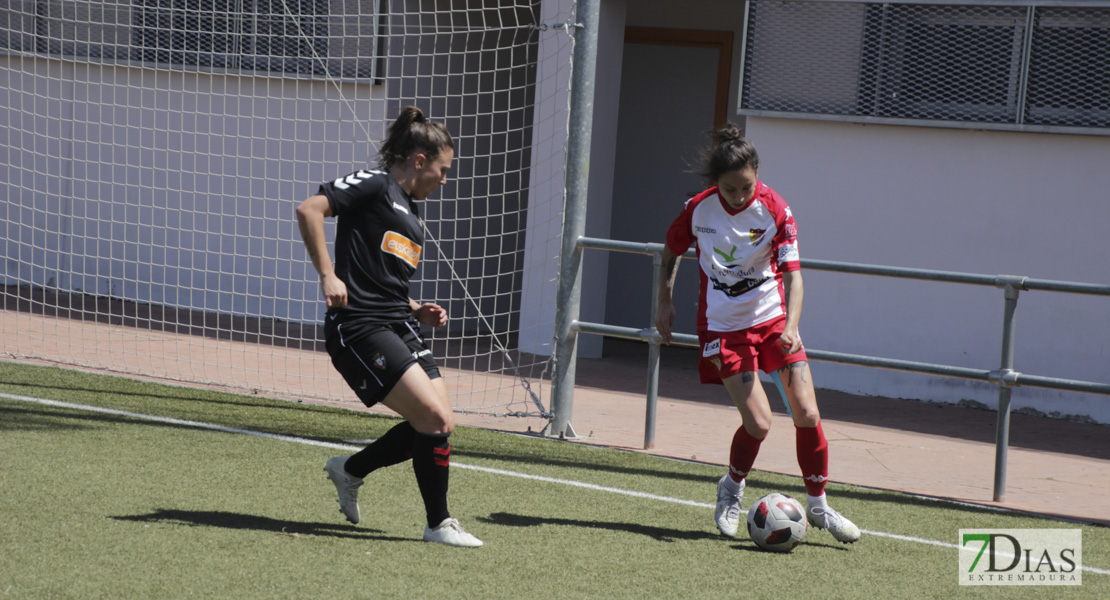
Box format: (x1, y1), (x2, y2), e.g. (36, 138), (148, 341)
(325, 318), (441, 408)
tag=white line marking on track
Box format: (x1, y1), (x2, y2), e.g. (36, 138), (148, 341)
(3, 392), (1107, 576)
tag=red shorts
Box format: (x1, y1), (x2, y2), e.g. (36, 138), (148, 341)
(697, 316), (807, 385)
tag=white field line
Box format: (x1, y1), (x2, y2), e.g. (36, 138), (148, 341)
(4, 392), (1107, 576)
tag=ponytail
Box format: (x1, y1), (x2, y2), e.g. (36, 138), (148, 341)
(378, 106), (454, 171)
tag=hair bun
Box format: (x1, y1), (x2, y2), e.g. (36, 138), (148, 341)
(715, 123), (744, 145)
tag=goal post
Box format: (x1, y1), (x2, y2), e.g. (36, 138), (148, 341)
(0, 0), (579, 419)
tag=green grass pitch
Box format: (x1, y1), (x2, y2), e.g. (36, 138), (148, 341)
(1, 361), (1106, 599)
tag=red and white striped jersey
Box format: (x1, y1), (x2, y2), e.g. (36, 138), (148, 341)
(664, 180), (800, 333)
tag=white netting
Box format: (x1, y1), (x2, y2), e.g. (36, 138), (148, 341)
(0, 0), (578, 417)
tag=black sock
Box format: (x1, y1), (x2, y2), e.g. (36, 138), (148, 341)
(412, 432), (451, 527)
(343, 421), (416, 478)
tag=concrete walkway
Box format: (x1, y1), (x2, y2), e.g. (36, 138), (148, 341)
(4, 310), (1105, 526)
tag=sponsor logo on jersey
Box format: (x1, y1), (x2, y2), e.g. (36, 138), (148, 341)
(710, 276), (769, 297)
(381, 231), (421, 269)
(392, 201), (410, 214)
(712, 263), (757, 279)
(694, 225), (717, 234)
(713, 244), (742, 262)
(777, 243), (799, 264)
(784, 223), (798, 240)
(749, 228), (766, 245)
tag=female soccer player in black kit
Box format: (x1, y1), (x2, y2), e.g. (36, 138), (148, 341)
(296, 107), (482, 547)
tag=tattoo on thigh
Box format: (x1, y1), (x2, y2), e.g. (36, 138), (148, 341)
(778, 362), (810, 385)
(741, 372), (755, 383)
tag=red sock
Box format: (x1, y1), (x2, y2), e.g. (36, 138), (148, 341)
(796, 422), (829, 497)
(728, 426), (764, 482)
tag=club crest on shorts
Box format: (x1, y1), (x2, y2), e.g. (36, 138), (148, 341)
(371, 352), (386, 370)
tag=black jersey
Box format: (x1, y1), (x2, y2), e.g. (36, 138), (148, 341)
(317, 169), (422, 333)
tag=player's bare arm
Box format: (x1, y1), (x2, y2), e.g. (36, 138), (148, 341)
(411, 299), (448, 329)
(780, 269), (804, 354)
(655, 245), (680, 344)
(295, 194), (347, 309)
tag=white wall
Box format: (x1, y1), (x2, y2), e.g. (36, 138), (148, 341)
(517, 0), (576, 356)
(0, 57), (376, 324)
(520, 0), (627, 358)
(746, 116), (1110, 422)
(578, 0), (628, 357)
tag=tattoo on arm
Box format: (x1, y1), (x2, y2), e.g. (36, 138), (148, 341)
(662, 252), (679, 289)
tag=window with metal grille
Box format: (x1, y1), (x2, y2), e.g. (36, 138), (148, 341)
(1025, 7), (1110, 128)
(740, 1), (1110, 134)
(0, 0), (131, 60)
(0, 0), (383, 81)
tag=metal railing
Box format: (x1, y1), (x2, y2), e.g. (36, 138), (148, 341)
(550, 236), (1110, 502)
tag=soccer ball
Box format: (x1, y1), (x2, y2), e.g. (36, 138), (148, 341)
(746, 493), (807, 552)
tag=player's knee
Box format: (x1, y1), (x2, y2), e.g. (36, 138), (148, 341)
(744, 419), (771, 439)
(412, 406), (454, 436)
(791, 406), (820, 428)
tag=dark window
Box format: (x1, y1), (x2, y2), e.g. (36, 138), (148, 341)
(241, 0), (328, 76)
(0, 0), (381, 80)
(739, 1), (1110, 134)
(1025, 8), (1110, 127)
(131, 0), (236, 68)
(17, 1), (132, 61)
(860, 5), (1024, 123)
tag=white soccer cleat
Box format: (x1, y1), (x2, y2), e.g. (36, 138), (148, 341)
(714, 475), (745, 538)
(324, 456), (364, 525)
(423, 518), (484, 548)
(806, 504), (861, 544)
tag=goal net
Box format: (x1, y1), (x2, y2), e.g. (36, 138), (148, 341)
(0, 0), (577, 418)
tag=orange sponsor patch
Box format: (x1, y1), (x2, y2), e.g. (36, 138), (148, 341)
(381, 231), (421, 269)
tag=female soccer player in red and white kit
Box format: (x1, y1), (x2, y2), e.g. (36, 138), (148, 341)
(655, 124), (860, 544)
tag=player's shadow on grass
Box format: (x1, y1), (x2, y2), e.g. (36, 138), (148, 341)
(111, 509), (411, 542)
(480, 512), (720, 543)
(0, 403), (220, 434)
(0, 379), (352, 417)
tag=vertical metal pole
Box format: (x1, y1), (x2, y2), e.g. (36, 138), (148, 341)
(735, 0), (752, 112)
(643, 249), (664, 449)
(548, 0), (601, 439)
(1014, 7), (1037, 125)
(992, 281), (1022, 502)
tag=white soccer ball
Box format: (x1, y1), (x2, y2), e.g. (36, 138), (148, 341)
(746, 492), (808, 552)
